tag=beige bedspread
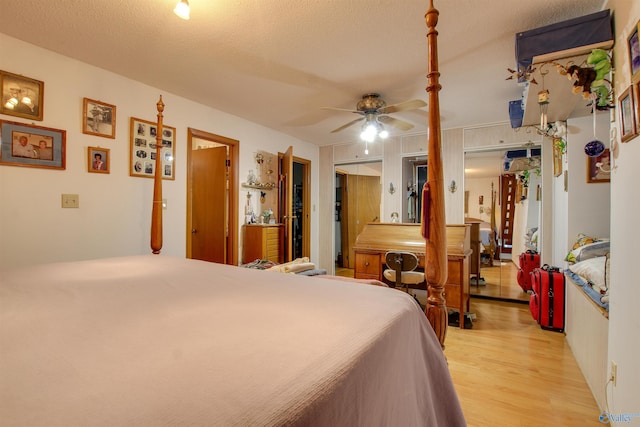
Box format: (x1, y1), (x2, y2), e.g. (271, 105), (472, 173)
(0, 255), (465, 426)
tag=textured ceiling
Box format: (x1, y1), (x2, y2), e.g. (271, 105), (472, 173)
(0, 0), (607, 145)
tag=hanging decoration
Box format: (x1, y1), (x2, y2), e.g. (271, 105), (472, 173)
(538, 64), (550, 130)
(584, 98), (606, 157)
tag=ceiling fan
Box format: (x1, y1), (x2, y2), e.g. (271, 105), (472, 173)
(322, 93), (427, 137)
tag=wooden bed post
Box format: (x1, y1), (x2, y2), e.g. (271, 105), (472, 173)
(424, 0), (448, 347)
(151, 96), (164, 254)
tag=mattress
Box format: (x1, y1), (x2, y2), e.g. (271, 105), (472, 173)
(0, 255), (465, 426)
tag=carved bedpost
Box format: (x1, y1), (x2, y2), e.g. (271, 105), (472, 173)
(424, 0), (448, 347)
(151, 96), (164, 254)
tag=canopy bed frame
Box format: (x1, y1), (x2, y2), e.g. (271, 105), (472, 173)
(1, 3), (468, 424)
(148, 1), (450, 347)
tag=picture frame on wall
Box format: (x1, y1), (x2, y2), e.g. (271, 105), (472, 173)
(0, 120), (65, 169)
(629, 20), (640, 80)
(619, 86), (637, 143)
(0, 70), (44, 121)
(129, 117), (175, 180)
(633, 75), (640, 132)
(587, 148), (611, 183)
(83, 98), (116, 139)
(88, 146), (110, 174)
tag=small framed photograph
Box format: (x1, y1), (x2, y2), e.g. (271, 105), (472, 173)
(83, 98), (116, 138)
(88, 146), (110, 174)
(0, 70), (44, 121)
(587, 148), (611, 183)
(619, 86), (637, 143)
(129, 117), (175, 180)
(628, 21), (640, 80)
(0, 119), (65, 169)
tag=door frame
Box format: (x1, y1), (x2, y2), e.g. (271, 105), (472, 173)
(186, 128), (239, 265)
(293, 156), (311, 259)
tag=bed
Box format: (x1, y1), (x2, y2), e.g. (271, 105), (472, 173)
(0, 255), (465, 426)
(0, 2), (464, 424)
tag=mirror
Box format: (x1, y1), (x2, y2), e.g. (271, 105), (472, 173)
(464, 145), (541, 302)
(400, 156), (428, 223)
(334, 162), (382, 274)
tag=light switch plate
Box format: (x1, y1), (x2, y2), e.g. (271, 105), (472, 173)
(61, 193), (79, 208)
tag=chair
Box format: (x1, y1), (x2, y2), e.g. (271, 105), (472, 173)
(383, 252), (425, 293)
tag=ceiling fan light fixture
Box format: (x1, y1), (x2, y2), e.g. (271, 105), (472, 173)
(360, 122), (377, 142)
(174, 0), (190, 20)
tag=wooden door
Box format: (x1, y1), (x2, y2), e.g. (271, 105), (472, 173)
(191, 146), (227, 263)
(281, 146), (293, 262)
(346, 174), (381, 268)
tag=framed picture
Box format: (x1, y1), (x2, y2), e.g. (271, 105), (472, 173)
(0, 119), (65, 169)
(633, 75), (640, 133)
(88, 146), (110, 174)
(619, 86), (637, 143)
(629, 21), (640, 80)
(587, 148), (611, 183)
(129, 117), (175, 180)
(83, 98), (116, 138)
(552, 138), (563, 177)
(0, 70), (44, 121)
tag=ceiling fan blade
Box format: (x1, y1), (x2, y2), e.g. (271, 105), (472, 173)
(321, 106), (361, 114)
(330, 117), (364, 133)
(379, 99), (427, 114)
(378, 115), (414, 131)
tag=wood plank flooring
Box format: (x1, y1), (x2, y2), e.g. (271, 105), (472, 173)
(334, 265), (604, 426)
(447, 299), (604, 426)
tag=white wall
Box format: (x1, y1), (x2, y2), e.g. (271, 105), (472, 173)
(605, 0), (640, 423)
(566, 113), (612, 243)
(0, 34), (319, 269)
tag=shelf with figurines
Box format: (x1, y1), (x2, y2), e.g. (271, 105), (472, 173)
(242, 153), (277, 189)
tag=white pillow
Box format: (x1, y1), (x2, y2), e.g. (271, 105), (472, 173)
(568, 256), (607, 292)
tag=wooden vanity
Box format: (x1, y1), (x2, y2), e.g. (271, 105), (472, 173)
(353, 223), (472, 328)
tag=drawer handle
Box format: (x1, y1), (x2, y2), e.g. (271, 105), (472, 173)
(365, 262), (369, 266)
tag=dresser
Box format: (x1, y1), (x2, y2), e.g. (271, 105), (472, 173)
(353, 223), (472, 328)
(242, 224), (283, 264)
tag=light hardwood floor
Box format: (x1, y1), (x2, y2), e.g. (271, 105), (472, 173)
(446, 299), (604, 426)
(334, 265), (604, 426)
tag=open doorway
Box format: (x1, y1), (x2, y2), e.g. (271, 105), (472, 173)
(334, 162), (382, 273)
(291, 157), (311, 260)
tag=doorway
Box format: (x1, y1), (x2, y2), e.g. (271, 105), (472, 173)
(186, 128), (239, 265)
(464, 145), (541, 302)
(334, 162), (382, 271)
(291, 158), (311, 260)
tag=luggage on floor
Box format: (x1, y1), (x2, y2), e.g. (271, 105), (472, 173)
(517, 250), (540, 292)
(529, 265), (565, 332)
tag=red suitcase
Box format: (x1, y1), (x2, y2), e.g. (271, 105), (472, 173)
(517, 250), (540, 292)
(530, 265), (565, 332)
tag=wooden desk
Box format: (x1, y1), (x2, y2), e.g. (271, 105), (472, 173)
(353, 223), (472, 328)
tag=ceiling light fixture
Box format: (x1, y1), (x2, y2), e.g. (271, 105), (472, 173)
(173, 0), (190, 20)
(359, 115), (388, 154)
